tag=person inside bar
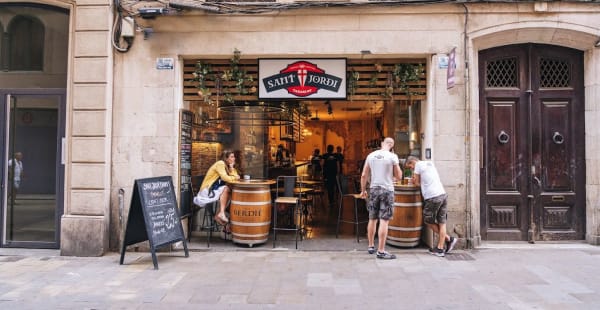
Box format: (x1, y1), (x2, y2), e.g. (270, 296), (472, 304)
(310, 148), (322, 178)
(275, 144), (289, 167)
(194, 150), (240, 224)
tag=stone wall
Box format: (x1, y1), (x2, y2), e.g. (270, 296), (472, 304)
(103, 2), (600, 251)
(62, 0), (112, 256)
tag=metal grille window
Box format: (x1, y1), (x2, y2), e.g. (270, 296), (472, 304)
(540, 58), (570, 88)
(486, 57), (517, 88)
(485, 57), (518, 87)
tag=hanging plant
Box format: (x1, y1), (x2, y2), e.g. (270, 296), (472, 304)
(348, 70), (360, 99)
(227, 48), (253, 95)
(382, 71), (394, 98)
(191, 61), (214, 103)
(392, 63), (424, 98)
(369, 74), (378, 88)
(223, 91), (234, 104)
(366, 73), (378, 98)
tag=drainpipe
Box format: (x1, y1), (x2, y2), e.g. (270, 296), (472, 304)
(118, 188), (125, 246)
(462, 3), (473, 249)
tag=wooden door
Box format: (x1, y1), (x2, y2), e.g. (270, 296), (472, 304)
(479, 44), (585, 241)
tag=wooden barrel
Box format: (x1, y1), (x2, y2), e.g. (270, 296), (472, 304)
(229, 183), (272, 247)
(387, 185), (423, 248)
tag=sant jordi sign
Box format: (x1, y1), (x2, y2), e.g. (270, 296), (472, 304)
(258, 58), (347, 100)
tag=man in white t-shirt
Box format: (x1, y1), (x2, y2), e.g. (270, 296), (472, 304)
(360, 137), (402, 259)
(405, 156), (457, 257)
(8, 152), (24, 202)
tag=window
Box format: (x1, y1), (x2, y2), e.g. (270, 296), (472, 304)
(7, 15), (44, 71)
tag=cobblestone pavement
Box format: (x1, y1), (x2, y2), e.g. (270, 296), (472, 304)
(0, 242), (599, 309)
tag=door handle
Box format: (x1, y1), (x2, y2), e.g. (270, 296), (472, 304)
(532, 176), (541, 187)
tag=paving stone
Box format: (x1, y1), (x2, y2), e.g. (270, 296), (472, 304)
(0, 245), (599, 308)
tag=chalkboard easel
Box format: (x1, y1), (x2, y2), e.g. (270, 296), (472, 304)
(119, 176), (189, 270)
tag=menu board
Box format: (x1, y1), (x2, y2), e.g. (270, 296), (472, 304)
(120, 176), (189, 269)
(179, 110), (193, 217)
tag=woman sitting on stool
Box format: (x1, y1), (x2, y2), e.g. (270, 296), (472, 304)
(194, 150), (240, 224)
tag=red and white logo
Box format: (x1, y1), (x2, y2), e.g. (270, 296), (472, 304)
(263, 61), (342, 97)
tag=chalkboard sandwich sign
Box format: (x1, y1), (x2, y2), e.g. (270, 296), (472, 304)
(120, 176), (189, 269)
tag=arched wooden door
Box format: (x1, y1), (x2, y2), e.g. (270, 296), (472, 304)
(479, 44), (585, 241)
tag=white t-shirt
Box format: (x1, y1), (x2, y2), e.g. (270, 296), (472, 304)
(414, 160), (445, 200)
(8, 159), (23, 181)
(365, 149), (399, 191)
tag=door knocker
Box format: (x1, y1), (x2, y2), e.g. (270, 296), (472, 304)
(497, 130), (510, 144)
(552, 131), (564, 144)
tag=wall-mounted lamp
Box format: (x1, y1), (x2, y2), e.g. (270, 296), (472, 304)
(138, 7), (167, 19)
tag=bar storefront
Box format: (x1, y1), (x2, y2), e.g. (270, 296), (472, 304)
(178, 53), (427, 246)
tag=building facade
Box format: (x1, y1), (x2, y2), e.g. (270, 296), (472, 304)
(1, 0), (599, 256)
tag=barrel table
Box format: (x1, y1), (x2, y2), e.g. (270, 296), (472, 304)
(229, 179), (275, 247)
(387, 184), (423, 248)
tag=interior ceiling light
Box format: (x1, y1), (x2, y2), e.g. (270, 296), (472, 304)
(310, 110), (320, 121)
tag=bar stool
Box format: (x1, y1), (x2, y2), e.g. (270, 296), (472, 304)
(335, 174), (369, 242)
(189, 175), (221, 247)
(297, 179), (323, 220)
(273, 175), (303, 249)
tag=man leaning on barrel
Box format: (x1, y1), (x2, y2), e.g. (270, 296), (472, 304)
(404, 156), (458, 257)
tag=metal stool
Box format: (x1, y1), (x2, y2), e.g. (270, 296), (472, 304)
(273, 176), (304, 249)
(335, 175), (369, 242)
(189, 175), (221, 247)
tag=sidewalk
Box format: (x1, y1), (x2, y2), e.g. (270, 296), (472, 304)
(0, 242), (599, 309)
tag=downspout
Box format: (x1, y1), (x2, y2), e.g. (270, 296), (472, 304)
(462, 3), (472, 249)
(118, 188), (125, 250)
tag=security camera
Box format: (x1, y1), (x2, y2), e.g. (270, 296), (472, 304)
(138, 7), (167, 19)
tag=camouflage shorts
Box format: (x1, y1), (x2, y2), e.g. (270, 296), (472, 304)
(367, 187), (394, 220)
(423, 194), (448, 224)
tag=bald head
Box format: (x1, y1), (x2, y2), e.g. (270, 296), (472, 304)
(381, 137), (394, 151)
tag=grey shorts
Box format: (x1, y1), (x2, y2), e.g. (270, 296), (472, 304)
(367, 187), (394, 220)
(423, 194), (448, 224)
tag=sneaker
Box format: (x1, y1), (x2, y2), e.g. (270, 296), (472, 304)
(445, 236), (458, 254)
(367, 246), (376, 254)
(376, 251), (396, 259)
(428, 247), (445, 257)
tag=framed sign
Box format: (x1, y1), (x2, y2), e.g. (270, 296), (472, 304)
(258, 58), (347, 100)
(120, 176), (189, 270)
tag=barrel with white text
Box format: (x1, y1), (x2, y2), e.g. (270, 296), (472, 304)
(230, 185), (272, 246)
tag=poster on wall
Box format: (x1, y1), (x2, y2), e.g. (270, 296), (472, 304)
(258, 58), (347, 100)
(446, 47), (457, 89)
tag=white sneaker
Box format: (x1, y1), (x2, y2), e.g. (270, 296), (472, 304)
(445, 236), (458, 253)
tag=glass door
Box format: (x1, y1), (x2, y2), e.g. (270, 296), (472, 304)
(1, 92), (65, 248)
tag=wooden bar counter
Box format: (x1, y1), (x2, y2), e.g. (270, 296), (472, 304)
(228, 179), (276, 247)
(387, 183), (423, 248)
